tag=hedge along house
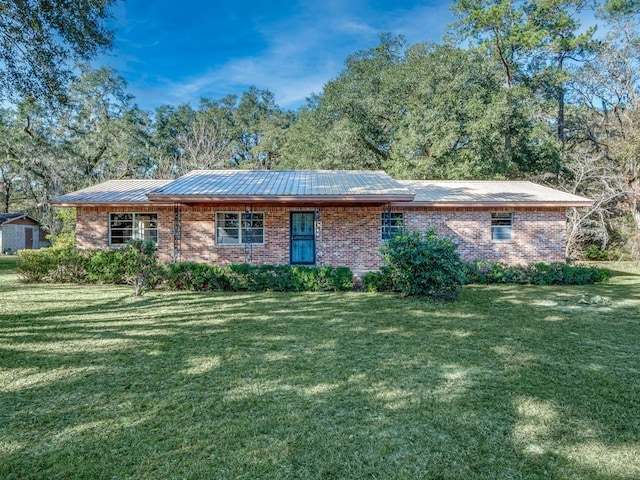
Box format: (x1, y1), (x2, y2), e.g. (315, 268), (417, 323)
(0, 213), (48, 254)
(50, 170), (592, 272)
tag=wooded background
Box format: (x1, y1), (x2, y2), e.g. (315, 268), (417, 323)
(1, 0), (638, 259)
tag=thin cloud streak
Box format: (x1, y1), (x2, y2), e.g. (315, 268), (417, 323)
(112, 1), (454, 111)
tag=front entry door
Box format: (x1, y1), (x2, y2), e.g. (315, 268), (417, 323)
(290, 212), (315, 265)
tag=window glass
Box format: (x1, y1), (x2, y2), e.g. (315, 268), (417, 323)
(491, 213), (513, 241)
(109, 213), (158, 245)
(216, 213), (240, 244)
(216, 212), (264, 245)
(381, 212), (404, 240)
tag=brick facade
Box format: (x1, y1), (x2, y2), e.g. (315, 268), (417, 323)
(75, 204), (567, 270)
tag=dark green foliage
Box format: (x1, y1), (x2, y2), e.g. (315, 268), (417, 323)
(379, 229), (467, 301)
(464, 260), (611, 285)
(17, 247), (86, 283)
(163, 262), (230, 291)
(17, 241), (160, 295)
(221, 264), (353, 292)
(583, 245), (627, 261)
(84, 248), (125, 284)
(361, 267), (394, 293)
(17, 248), (353, 292)
(0, 0), (117, 104)
(120, 240), (159, 296)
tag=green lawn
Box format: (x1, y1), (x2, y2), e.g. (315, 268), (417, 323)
(1, 258), (639, 479)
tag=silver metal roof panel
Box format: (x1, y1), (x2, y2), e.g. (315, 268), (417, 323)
(149, 170), (413, 199)
(51, 180), (172, 205)
(396, 180), (592, 206)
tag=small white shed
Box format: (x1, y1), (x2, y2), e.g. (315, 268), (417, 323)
(0, 213), (48, 254)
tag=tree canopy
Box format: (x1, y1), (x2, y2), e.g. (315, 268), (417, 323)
(0, 0), (117, 104)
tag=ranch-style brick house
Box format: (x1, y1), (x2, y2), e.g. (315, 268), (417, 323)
(51, 170), (592, 272)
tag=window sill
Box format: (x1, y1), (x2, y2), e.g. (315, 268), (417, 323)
(214, 244), (265, 248)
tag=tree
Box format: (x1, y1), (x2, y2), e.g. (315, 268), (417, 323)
(280, 35), (409, 171)
(0, 0), (118, 104)
(582, 19), (640, 258)
(57, 66), (152, 186)
(281, 38), (554, 179)
(525, 0), (597, 151)
(151, 88), (293, 176)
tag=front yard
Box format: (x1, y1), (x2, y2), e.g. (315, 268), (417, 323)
(1, 257), (639, 479)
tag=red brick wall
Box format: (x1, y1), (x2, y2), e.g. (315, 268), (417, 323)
(400, 207), (566, 264)
(75, 205), (567, 268)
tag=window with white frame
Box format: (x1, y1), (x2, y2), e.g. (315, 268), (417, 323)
(381, 211), (404, 240)
(109, 213), (158, 245)
(216, 212), (264, 245)
(491, 212), (513, 241)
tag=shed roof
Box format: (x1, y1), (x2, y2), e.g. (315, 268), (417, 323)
(0, 213), (40, 225)
(146, 170), (414, 203)
(51, 180), (173, 206)
(395, 180), (592, 207)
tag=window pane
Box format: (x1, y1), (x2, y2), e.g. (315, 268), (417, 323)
(242, 213), (264, 244)
(134, 214), (158, 242)
(216, 212), (264, 245)
(110, 213), (133, 229)
(381, 212), (404, 240)
(491, 213), (513, 240)
(110, 213), (158, 245)
(492, 226), (513, 240)
(110, 230), (132, 244)
(217, 213), (240, 244)
(110, 213), (133, 244)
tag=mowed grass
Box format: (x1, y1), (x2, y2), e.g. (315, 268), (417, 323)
(1, 257), (639, 479)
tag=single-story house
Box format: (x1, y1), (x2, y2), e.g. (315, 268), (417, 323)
(0, 213), (48, 254)
(50, 170), (592, 271)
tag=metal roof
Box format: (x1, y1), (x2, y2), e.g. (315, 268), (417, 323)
(395, 180), (592, 207)
(50, 173), (593, 207)
(51, 180), (173, 206)
(146, 170), (414, 202)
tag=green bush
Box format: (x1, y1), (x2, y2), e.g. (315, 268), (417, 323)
(17, 247), (86, 283)
(361, 267), (394, 293)
(164, 262), (230, 291)
(84, 249), (126, 284)
(583, 245), (627, 261)
(463, 260), (611, 285)
(379, 229), (466, 301)
(225, 264), (353, 292)
(121, 240), (159, 296)
(463, 260), (505, 284)
(161, 263), (353, 293)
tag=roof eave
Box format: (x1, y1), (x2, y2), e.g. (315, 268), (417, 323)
(49, 200), (176, 208)
(391, 201), (594, 208)
(1, 214), (40, 225)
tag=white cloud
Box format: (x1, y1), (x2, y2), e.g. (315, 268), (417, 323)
(128, 1), (455, 111)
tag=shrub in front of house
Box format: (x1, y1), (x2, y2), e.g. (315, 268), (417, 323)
(361, 267), (394, 293)
(378, 229), (467, 301)
(17, 246), (86, 283)
(120, 240), (160, 296)
(225, 264), (353, 292)
(463, 260), (611, 285)
(17, 241), (161, 295)
(84, 248), (126, 284)
(163, 262), (231, 291)
(17, 247), (354, 293)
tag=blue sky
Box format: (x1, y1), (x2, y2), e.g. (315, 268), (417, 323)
(99, 0), (454, 112)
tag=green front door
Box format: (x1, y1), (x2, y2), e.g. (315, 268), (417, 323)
(290, 212), (315, 265)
